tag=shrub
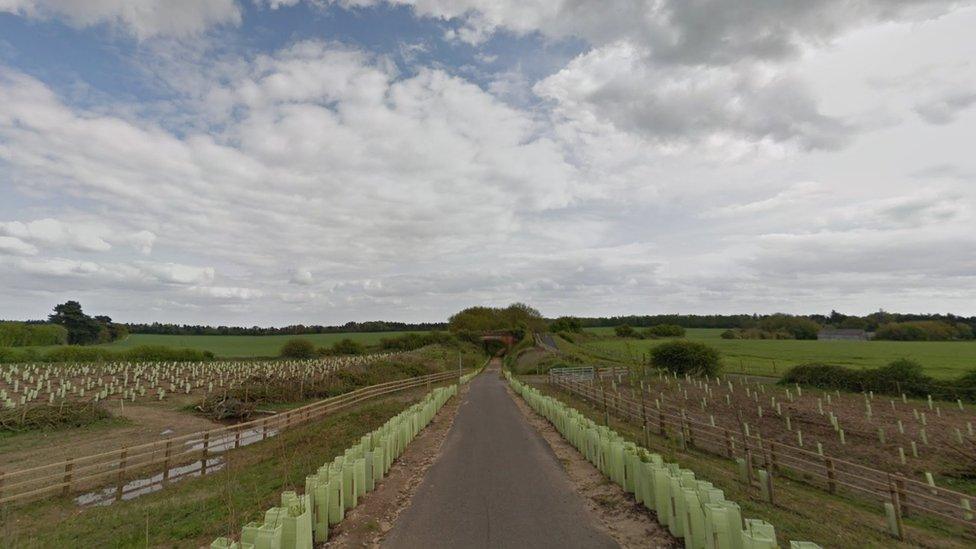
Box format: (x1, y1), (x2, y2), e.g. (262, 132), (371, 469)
(781, 359), (976, 401)
(957, 369), (976, 389)
(0, 402), (112, 432)
(43, 346), (116, 363)
(123, 345), (212, 362)
(329, 338), (366, 355)
(780, 363), (863, 390)
(280, 338), (316, 359)
(643, 324), (686, 338)
(614, 324), (638, 338)
(650, 341), (721, 376)
(549, 316), (583, 333)
(720, 329), (739, 339)
(379, 331), (455, 352)
(0, 323), (69, 347)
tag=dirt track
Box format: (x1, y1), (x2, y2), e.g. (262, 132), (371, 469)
(382, 361), (620, 549)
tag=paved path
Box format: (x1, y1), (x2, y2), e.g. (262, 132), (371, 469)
(383, 362), (617, 549)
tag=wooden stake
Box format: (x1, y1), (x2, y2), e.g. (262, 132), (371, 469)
(888, 475), (905, 540)
(825, 457), (837, 494)
(61, 458), (74, 497)
(115, 448), (128, 502)
(201, 432), (210, 475)
(162, 439), (172, 483)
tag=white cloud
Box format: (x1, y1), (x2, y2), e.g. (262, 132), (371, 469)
(190, 286), (264, 300)
(703, 182), (828, 219)
(0, 0), (241, 39)
(290, 268), (314, 286)
(0, 236), (37, 256)
(0, 218), (110, 252)
(914, 90), (976, 124)
(0, 218), (157, 254)
(536, 43), (851, 152)
(139, 263), (215, 285)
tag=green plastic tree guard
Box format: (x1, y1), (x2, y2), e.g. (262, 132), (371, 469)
(741, 519), (777, 549)
(703, 503), (733, 549)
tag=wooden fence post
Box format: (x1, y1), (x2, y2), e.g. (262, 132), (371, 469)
(764, 469), (775, 505)
(896, 475), (909, 517)
(740, 422), (754, 484)
(725, 430), (734, 458)
(640, 380), (649, 447)
(769, 442), (780, 474)
(61, 458), (74, 497)
(163, 439), (172, 483)
(888, 475), (905, 540)
(115, 448), (128, 502)
(201, 432), (210, 475)
(234, 427), (241, 449)
(825, 457), (837, 494)
(601, 381), (610, 427)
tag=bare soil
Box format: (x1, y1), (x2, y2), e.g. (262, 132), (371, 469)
(603, 372), (976, 486)
(507, 382), (677, 548)
(0, 396), (219, 469)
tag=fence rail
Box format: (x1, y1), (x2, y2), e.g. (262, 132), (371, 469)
(0, 370), (462, 506)
(551, 373), (976, 533)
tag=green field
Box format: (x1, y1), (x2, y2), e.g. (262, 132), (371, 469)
(21, 331), (425, 358)
(578, 327), (976, 379)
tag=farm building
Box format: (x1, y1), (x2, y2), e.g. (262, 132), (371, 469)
(817, 328), (872, 341)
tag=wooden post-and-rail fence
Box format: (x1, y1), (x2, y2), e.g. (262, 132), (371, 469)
(551, 373), (976, 535)
(0, 370), (462, 506)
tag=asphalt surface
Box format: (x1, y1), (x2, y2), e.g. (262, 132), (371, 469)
(383, 362), (617, 549)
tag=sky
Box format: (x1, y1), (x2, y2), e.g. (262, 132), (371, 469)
(0, 1), (975, 326)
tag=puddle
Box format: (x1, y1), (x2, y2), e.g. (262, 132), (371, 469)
(75, 458), (225, 506)
(75, 427), (280, 506)
(185, 427), (279, 453)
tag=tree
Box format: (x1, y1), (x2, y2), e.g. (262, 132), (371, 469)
(448, 303), (546, 336)
(48, 301), (103, 345)
(757, 314), (821, 340)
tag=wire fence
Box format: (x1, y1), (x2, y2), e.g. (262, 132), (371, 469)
(551, 371), (976, 534)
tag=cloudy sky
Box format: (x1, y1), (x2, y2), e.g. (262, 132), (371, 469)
(1, 1), (975, 325)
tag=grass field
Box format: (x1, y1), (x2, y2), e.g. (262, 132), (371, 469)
(578, 327), (976, 379)
(21, 331), (425, 358)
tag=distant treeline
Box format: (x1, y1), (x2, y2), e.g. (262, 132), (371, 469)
(576, 311), (976, 332)
(578, 314), (758, 329)
(124, 320), (448, 336)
